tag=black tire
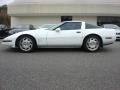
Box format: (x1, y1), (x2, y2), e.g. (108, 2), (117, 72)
(83, 35), (101, 52)
(17, 35), (36, 52)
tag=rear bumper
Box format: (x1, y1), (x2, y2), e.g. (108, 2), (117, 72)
(103, 42), (114, 46)
(103, 36), (116, 46)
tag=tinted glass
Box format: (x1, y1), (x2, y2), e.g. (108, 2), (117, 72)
(59, 22), (81, 30)
(61, 16), (72, 22)
(97, 16), (120, 27)
(85, 23), (101, 29)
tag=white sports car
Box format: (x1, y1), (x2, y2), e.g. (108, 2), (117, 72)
(2, 21), (116, 52)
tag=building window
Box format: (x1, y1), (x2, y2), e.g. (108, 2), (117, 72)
(97, 16), (120, 27)
(61, 16), (72, 22)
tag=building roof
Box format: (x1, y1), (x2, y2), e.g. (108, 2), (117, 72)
(10, 0), (120, 5)
(8, 0), (120, 16)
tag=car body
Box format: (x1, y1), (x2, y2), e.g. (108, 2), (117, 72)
(2, 21), (116, 52)
(9, 24), (35, 35)
(102, 24), (120, 40)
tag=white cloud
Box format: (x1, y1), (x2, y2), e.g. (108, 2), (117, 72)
(0, 0), (14, 6)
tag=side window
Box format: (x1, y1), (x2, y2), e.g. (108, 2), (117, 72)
(58, 22), (81, 30)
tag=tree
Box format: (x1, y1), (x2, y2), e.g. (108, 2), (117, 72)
(0, 5), (10, 27)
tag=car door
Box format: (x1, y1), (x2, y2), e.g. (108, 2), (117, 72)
(47, 22), (83, 46)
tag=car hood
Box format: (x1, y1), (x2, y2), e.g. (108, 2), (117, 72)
(9, 29), (34, 34)
(4, 29), (46, 40)
(16, 29), (41, 35)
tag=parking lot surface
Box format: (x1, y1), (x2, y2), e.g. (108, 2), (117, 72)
(0, 41), (120, 90)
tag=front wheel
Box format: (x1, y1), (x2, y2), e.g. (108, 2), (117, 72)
(17, 35), (36, 52)
(83, 35), (101, 52)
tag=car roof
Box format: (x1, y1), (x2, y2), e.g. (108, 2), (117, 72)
(63, 21), (84, 23)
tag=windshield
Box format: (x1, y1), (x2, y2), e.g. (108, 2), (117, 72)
(39, 24), (57, 30)
(13, 25), (29, 29)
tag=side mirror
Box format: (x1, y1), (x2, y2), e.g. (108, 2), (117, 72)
(55, 28), (61, 32)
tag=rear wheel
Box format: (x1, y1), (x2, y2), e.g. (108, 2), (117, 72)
(17, 35), (36, 52)
(83, 35), (101, 52)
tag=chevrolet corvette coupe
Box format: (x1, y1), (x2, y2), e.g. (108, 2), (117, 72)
(2, 21), (116, 52)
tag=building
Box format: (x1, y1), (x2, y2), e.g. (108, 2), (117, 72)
(8, 0), (120, 27)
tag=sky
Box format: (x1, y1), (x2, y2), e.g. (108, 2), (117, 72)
(0, 0), (14, 6)
(0, 0), (120, 5)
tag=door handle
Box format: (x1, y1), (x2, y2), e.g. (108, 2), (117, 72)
(76, 31), (81, 33)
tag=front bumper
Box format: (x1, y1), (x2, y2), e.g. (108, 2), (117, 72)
(2, 39), (16, 48)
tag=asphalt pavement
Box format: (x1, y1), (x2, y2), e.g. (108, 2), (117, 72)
(0, 40), (120, 90)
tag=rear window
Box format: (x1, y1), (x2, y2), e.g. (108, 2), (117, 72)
(85, 23), (101, 29)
